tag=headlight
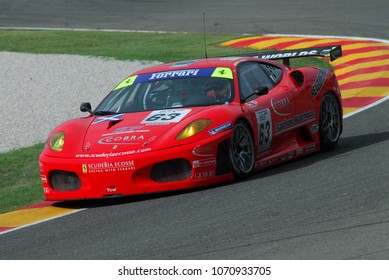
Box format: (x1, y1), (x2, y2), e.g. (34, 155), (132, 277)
(175, 119), (212, 141)
(49, 132), (65, 152)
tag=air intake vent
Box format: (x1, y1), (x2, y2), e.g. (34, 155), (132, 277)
(49, 170), (81, 191)
(151, 159), (192, 183)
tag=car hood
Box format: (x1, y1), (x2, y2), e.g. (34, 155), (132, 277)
(43, 105), (239, 158)
(81, 108), (200, 154)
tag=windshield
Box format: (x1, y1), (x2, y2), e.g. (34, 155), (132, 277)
(94, 67), (234, 114)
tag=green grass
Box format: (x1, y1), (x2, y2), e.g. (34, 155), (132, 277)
(0, 143), (45, 214)
(0, 30), (242, 61)
(0, 30), (332, 214)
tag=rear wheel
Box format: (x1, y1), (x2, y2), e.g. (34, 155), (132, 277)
(319, 92), (341, 150)
(229, 120), (255, 178)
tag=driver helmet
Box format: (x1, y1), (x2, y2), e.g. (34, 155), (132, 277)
(204, 79), (230, 101)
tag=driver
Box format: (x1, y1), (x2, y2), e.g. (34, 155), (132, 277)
(148, 81), (172, 109)
(204, 79), (231, 102)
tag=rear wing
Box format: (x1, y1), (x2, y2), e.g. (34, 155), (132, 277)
(227, 45), (342, 66)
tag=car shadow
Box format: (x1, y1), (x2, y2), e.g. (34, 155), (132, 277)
(247, 130), (389, 181)
(52, 130), (389, 210)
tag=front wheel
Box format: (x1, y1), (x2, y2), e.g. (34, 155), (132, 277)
(319, 92), (341, 150)
(229, 120), (255, 178)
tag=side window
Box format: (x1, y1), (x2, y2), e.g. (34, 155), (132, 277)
(261, 63), (283, 84)
(238, 62), (281, 102)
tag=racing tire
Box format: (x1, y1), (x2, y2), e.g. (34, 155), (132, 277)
(229, 120), (255, 179)
(319, 92), (341, 151)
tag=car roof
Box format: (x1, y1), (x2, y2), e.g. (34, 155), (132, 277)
(132, 56), (265, 75)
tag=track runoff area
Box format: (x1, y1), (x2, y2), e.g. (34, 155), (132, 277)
(2, 33), (389, 234)
(1, 34), (389, 280)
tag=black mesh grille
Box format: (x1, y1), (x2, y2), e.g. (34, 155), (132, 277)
(49, 170), (81, 191)
(151, 159), (192, 183)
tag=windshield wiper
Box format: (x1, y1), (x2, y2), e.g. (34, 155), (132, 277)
(93, 111), (117, 116)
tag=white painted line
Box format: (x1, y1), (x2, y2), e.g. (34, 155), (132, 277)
(343, 95), (389, 119)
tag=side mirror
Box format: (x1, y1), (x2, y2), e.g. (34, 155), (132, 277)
(80, 102), (93, 114)
(254, 86), (269, 96)
(241, 86), (269, 103)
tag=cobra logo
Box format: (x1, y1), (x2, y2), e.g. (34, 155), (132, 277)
(271, 97), (291, 116)
(192, 145), (215, 157)
(98, 135), (145, 145)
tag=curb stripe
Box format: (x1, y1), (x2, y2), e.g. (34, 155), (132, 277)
(333, 55), (389, 70)
(337, 66), (389, 81)
(0, 206), (76, 228)
(335, 59), (389, 76)
(342, 96), (383, 107)
(341, 78), (389, 90)
(338, 71), (389, 85)
(341, 87), (389, 98)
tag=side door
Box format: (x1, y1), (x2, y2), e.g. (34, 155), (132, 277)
(237, 61), (295, 157)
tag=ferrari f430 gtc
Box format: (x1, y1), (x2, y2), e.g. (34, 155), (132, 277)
(39, 46), (343, 200)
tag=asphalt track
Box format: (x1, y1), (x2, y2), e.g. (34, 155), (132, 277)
(1, 0), (389, 259)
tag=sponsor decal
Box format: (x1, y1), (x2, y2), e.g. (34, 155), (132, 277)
(195, 170), (215, 179)
(311, 68), (327, 98)
(208, 122), (233, 135)
(82, 160), (135, 173)
(271, 97), (291, 116)
(92, 114), (125, 125)
(109, 125), (148, 135)
(141, 109), (191, 124)
(311, 123), (319, 134)
(306, 144), (316, 152)
(246, 100), (259, 109)
(192, 145), (215, 157)
(193, 158), (217, 168)
(98, 134), (151, 145)
(40, 175), (47, 183)
(149, 69), (200, 80)
(76, 148), (152, 159)
(259, 49), (327, 60)
(115, 68), (234, 89)
(106, 186), (117, 193)
(276, 110), (315, 132)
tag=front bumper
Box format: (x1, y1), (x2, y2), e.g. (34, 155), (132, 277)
(39, 134), (233, 201)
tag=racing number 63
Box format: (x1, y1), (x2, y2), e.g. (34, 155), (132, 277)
(145, 113), (181, 122)
(141, 109), (192, 124)
(259, 121), (271, 146)
(256, 108), (272, 151)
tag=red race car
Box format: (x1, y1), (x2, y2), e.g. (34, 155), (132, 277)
(39, 46), (343, 201)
